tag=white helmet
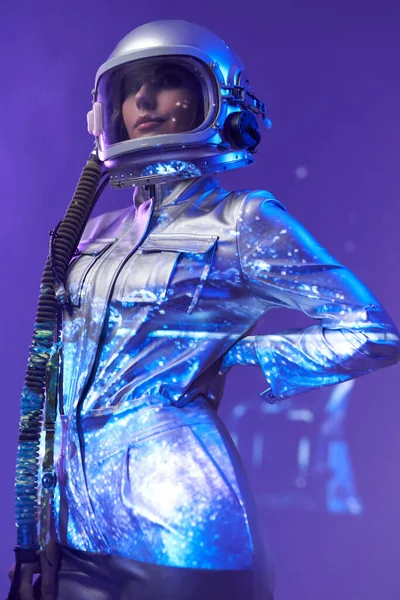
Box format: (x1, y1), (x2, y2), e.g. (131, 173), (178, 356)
(87, 19), (270, 187)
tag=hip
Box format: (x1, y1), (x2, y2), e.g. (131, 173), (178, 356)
(55, 395), (260, 569)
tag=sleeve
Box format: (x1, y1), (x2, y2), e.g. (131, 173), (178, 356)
(231, 190), (400, 402)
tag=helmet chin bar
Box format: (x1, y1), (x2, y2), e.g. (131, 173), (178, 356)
(105, 147), (254, 188)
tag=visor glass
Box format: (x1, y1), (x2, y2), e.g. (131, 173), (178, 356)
(97, 56), (215, 149)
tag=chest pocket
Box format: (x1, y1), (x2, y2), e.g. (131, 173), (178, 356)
(65, 238), (116, 307)
(117, 233), (219, 314)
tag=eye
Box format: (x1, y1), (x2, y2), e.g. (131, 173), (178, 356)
(131, 82), (142, 94)
(123, 76), (143, 97)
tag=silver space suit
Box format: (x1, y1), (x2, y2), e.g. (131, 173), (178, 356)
(49, 18), (399, 600)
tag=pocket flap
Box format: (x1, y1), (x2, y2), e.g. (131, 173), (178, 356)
(140, 233), (219, 254)
(77, 238), (116, 256)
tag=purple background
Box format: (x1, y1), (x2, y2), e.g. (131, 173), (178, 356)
(1, 1), (399, 598)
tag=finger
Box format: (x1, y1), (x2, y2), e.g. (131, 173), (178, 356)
(40, 559), (57, 600)
(8, 563), (15, 582)
(19, 582), (35, 600)
(40, 542), (61, 600)
(19, 566), (36, 600)
(44, 540), (61, 567)
(19, 562), (40, 600)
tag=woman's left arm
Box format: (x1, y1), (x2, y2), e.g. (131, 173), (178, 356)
(222, 191), (400, 402)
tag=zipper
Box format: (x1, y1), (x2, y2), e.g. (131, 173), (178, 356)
(74, 198), (156, 547)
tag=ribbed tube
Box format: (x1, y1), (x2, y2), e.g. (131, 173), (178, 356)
(14, 154), (103, 554)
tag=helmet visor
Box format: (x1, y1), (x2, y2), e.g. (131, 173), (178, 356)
(97, 56), (214, 150)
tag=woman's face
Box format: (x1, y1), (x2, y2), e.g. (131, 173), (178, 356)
(121, 64), (200, 140)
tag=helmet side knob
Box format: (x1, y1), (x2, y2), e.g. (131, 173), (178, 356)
(223, 110), (261, 152)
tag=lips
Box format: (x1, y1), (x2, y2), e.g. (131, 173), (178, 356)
(135, 115), (166, 130)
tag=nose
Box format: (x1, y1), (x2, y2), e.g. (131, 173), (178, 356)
(135, 82), (157, 111)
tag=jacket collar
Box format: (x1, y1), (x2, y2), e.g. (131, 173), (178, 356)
(133, 175), (219, 212)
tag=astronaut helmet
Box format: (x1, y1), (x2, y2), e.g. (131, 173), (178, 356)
(88, 19), (270, 187)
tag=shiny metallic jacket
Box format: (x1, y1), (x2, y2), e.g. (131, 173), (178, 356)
(53, 175), (400, 587)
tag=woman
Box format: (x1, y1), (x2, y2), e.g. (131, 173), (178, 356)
(10, 18), (400, 600)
